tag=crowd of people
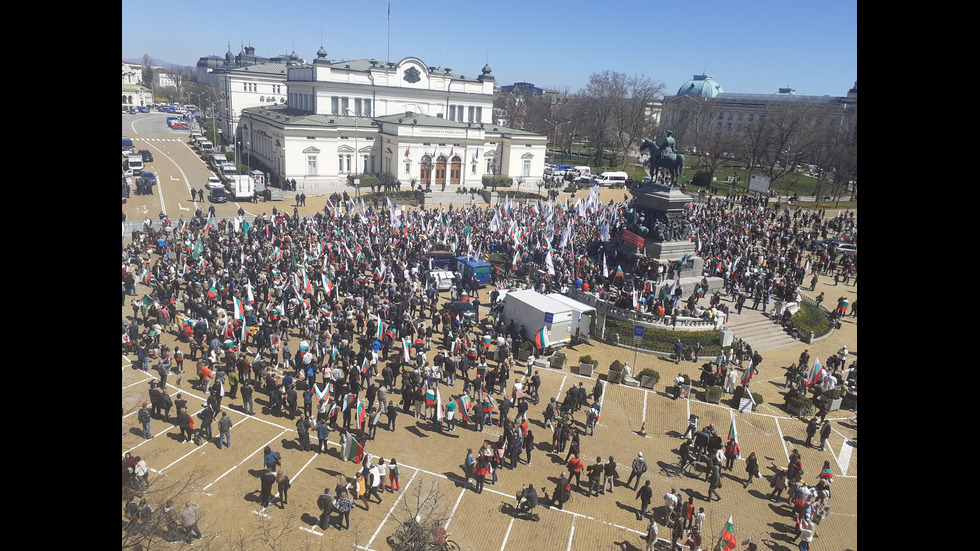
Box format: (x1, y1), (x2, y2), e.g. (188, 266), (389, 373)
(123, 186), (855, 548)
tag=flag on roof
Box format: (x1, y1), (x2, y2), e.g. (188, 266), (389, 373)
(716, 515), (737, 551)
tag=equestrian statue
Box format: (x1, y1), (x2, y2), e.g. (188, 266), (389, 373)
(640, 130), (684, 185)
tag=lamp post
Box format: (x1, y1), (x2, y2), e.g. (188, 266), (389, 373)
(345, 108), (360, 198)
(544, 119), (571, 166)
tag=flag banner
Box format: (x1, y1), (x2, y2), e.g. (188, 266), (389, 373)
(456, 395), (472, 424)
(533, 326), (550, 349)
(716, 515), (737, 551)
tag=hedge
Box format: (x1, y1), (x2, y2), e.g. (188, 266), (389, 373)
(604, 318), (723, 355)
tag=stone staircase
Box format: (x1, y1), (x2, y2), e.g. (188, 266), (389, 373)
(723, 306), (801, 353)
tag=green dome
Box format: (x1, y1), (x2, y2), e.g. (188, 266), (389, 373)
(676, 74), (723, 98)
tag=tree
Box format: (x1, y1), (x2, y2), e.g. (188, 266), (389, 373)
(610, 74), (664, 170)
(579, 71), (620, 166)
(386, 481), (451, 551)
(142, 54), (153, 88)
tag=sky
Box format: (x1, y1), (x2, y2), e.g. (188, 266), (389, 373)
(122, 0), (856, 98)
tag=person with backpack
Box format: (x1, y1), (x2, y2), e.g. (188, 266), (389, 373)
(627, 452), (648, 490)
(553, 471), (571, 510)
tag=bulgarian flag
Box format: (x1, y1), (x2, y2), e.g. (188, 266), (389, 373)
(327, 403), (339, 420)
(203, 212), (212, 233)
(402, 338), (412, 362)
(342, 393), (358, 412)
(375, 316), (384, 340)
(740, 362), (755, 386)
(728, 418), (739, 447)
(456, 395), (473, 424)
(206, 283), (218, 300)
(533, 326), (550, 350)
(140, 267), (152, 285)
(233, 296), (245, 320)
(450, 338), (462, 356)
(423, 381), (437, 406)
(341, 432), (363, 463)
(716, 515), (737, 551)
(322, 275), (333, 296)
(808, 358), (825, 388)
(356, 402), (367, 429)
(360, 356), (371, 376)
(314, 382), (331, 402)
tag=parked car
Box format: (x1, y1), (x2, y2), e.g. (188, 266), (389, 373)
(137, 106), (150, 113)
(141, 171), (157, 185)
(423, 269), (456, 291)
(138, 149), (153, 163)
(574, 175), (596, 184)
(209, 187), (230, 203)
(206, 176), (224, 190)
(442, 300), (478, 324)
(172, 122), (190, 130)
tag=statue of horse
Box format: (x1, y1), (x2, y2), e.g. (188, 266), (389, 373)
(640, 138), (684, 185)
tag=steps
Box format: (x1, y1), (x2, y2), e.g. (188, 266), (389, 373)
(723, 307), (801, 353)
(424, 189), (488, 208)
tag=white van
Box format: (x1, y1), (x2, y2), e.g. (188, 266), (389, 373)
(595, 171), (628, 186)
(199, 141), (214, 155)
(574, 166), (591, 176)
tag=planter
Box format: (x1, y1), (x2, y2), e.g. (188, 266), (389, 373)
(579, 362), (596, 378)
(517, 349), (531, 362)
(606, 368), (623, 383)
(738, 397), (754, 413)
(705, 386), (724, 404)
(640, 376), (659, 390)
(828, 397), (843, 412)
(549, 355), (566, 370)
(679, 384), (692, 399)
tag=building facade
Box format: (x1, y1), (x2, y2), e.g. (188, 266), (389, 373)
(235, 48), (546, 193)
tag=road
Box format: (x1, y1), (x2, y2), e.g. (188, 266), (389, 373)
(122, 113), (267, 224)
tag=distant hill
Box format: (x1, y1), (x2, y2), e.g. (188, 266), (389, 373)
(122, 57), (192, 70)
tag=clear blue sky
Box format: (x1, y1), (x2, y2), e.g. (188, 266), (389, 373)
(122, 0), (856, 98)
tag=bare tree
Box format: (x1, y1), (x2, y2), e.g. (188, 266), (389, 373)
(386, 481), (450, 551)
(610, 74), (664, 170)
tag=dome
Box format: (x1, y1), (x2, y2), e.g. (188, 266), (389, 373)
(676, 74), (723, 98)
(316, 46), (328, 59)
(482, 64), (492, 75)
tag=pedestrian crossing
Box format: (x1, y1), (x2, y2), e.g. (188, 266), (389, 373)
(137, 138), (185, 143)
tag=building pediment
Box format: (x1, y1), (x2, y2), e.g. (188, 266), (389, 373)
(302, 146), (321, 154)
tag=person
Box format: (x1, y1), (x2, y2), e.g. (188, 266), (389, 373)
(670, 517), (686, 550)
(389, 458), (401, 492)
(627, 452), (648, 490)
(685, 526), (703, 550)
(673, 373), (686, 400)
(818, 417), (832, 451)
(317, 488), (333, 529)
(682, 414), (698, 440)
(744, 452), (760, 488)
(386, 399), (398, 431)
(603, 456), (617, 494)
(567, 453), (585, 490)
(553, 470), (570, 510)
(674, 339), (684, 364)
(662, 488), (679, 525)
(263, 446), (281, 470)
(645, 517), (659, 551)
(318, 417), (331, 454)
(260, 467), (277, 508)
(798, 517), (815, 551)
(707, 464), (722, 501)
(771, 467), (789, 502)
(724, 437), (739, 471)
(177, 408), (194, 443)
(132, 456), (150, 491)
(179, 501), (203, 544)
(138, 402), (152, 439)
(585, 405), (598, 436)
(296, 414), (312, 452)
(217, 411), (232, 449)
(334, 490), (354, 530)
(241, 380), (255, 415)
(683, 496), (696, 529)
(805, 416), (821, 448)
(635, 479), (653, 520)
(275, 469), (290, 508)
(518, 484), (539, 515)
(523, 429), (535, 466)
(367, 463), (384, 503)
(464, 449), (476, 490)
(587, 456), (604, 496)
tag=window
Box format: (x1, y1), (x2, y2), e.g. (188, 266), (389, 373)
(364, 99), (371, 117)
(471, 163), (477, 174)
(306, 155), (318, 176)
(522, 159), (531, 177)
(339, 156), (344, 172)
(468, 106), (475, 122)
(449, 106), (456, 121)
(476, 107), (482, 122)
(331, 97), (339, 114)
(341, 97), (349, 114)
(405, 161), (411, 174)
(346, 155), (351, 172)
(355, 98), (362, 116)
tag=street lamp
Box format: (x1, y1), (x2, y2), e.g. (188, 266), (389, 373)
(344, 108), (360, 198)
(544, 119), (571, 165)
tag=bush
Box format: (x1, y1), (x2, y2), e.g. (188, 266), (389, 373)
(482, 175), (513, 187)
(792, 302), (831, 336)
(705, 385), (724, 402)
(751, 392), (764, 405)
(638, 368), (660, 383)
(690, 170), (712, 187)
(609, 360), (624, 372)
(579, 355), (596, 366)
(563, 185), (578, 194)
(603, 319), (722, 355)
(347, 174), (380, 188)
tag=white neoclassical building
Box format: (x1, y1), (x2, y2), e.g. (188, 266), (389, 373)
(234, 48), (546, 193)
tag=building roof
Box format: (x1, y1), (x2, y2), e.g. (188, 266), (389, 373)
(227, 61), (289, 76)
(242, 105), (379, 129)
(676, 74), (723, 98)
(122, 83), (151, 92)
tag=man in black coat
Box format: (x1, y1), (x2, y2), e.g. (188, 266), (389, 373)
(159, 389), (173, 423)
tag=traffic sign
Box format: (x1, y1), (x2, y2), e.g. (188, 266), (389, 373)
(544, 312), (554, 324)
